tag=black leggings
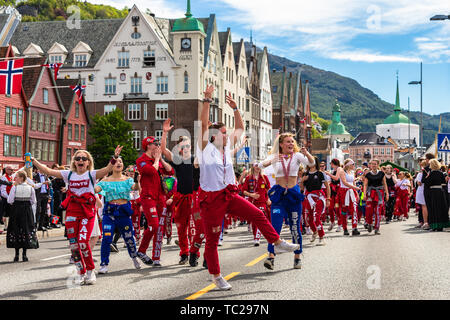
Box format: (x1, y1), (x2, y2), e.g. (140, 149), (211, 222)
(15, 248), (27, 257)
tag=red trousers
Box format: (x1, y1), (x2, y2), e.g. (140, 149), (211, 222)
(138, 197), (165, 260)
(394, 189), (409, 218)
(337, 188), (359, 230)
(66, 204), (95, 274)
(131, 199), (142, 242)
(174, 192), (204, 257)
(165, 203), (174, 239)
(366, 189), (384, 230)
(251, 203), (269, 241)
(304, 191), (325, 238)
(199, 186), (279, 275)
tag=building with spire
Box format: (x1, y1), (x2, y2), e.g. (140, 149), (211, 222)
(376, 73), (420, 148)
(324, 99), (351, 145)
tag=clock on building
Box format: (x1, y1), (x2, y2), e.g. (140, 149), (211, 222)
(181, 38), (191, 50)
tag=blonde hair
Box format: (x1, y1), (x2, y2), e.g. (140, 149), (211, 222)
(429, 159), (441, 171)
(70, 150), (95, 172)
(269, 133), (300, 155)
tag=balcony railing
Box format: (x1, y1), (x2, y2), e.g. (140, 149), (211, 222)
(123, 92), (149, 100)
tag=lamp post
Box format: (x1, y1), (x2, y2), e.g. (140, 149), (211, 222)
(408, 96), (412, 171)
(408, 62), (423, 152)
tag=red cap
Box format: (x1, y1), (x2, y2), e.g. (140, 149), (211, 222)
(394, 168), (400, 174)
(142, 136), (159, 151)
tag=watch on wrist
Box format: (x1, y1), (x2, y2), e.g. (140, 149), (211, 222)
(203, 98), (213, 103)
(110, 157), (117, 165)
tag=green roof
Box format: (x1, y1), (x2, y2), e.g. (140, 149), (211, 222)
(327, 100), (350, 135)
(172, 0), (205, 33)
(383, 111), (410, 124)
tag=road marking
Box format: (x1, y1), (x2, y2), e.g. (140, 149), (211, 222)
(41, 254), (71, 261)
(245, 253), (268, 267)
(185, 272), (241, 300)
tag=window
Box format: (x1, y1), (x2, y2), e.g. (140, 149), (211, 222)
(104, 105), (116, 115)
(74, 54), (87, 67)
(155, 130), (163, 141)
(38, 113), (44, 131)
(18, 109), (23, 127)
(131, 76), (142, 94)
(75, 103), (80, 118)
(5, 107), (10, 125)
(3, 135), (9, 156)
(4, 135), (21, 157)
(143, 49), (155, 67)
(184, 72), (189, 93)
(128, 104), (141, 120)
(105, 78), (116, 95)
(31, 111), (37, 131)
(118, 51), (129, 68)
(131, 130), (141, 150)
(81, 125), (85, 141)
(66, 148), (72, 165)
(44, 114), (50, 133)
(51, 116), (56, 134)
(156, 76), (168, 93)
(50, 55), (63, 64)
(155, 103), (168, 120)
(42, 140), (49, 161)
(68, 123), (72, 140)
(43, 88), (49, 104)
(75, 124), (79, 141)
(49, 141), (56, 162)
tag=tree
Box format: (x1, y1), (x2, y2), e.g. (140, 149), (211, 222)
(87, 108), (138, 168)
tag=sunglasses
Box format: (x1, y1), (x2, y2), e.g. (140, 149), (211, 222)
(74, 156), (89, 162)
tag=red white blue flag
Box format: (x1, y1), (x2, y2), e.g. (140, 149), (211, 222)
(0, 58), (23, 95)
(42, 63), (63, 81)
(70, 84), (86, 104)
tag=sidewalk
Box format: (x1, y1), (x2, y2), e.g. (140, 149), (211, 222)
(0, 226), (66, 247)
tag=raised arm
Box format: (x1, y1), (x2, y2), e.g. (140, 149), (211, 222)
(161, 118), (174, 163)
(199, 85), (215, 151)
(31, 158), (63, 179)
(95, 145), (123, 180)
(226, 93), (244, 148)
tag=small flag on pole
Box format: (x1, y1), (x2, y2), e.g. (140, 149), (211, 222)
(299, 116), (306, 124)
(70, 84), (86, 104)
(0, 58), (23, 95)
(42, 63), (63, 81)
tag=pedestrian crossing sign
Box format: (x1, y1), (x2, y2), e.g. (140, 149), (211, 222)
(237, 147), (250, 163)
(437, 133), (450, 152)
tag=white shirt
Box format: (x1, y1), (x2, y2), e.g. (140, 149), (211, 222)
(7, 183), (36, 205)
(197, 139), (236, 192)
(396, 179), (410, 190)
(61, 170), (97, 196)
(340, 171), (355, 189)
(262, 152), (313, 178)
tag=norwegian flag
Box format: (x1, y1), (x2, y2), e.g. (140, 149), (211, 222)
(299, 116), (307, 124)
(0, 58), (24, 95)
(70, 84), (86, 104)
(42, 63), (63, 81)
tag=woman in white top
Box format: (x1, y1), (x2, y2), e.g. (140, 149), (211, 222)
(6, 171), (38, 262)
(197, 85), (299, 290)
(415, 160), (429, 229)
(32, 146), (123, 286)
(258, 132), (315, 270)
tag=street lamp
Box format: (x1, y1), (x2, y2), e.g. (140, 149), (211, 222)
(408, 62), (423, 151)
(430, 15), (450, 21)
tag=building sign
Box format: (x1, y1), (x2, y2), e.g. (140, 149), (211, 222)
(120, 73), (126, 82)
(69, 141), (82, 147)
(113, 40), (157, 47)
(146, 72), (152, 81)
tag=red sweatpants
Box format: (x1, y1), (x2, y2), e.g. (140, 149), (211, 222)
(338, 188), (359, 230)
(394, 189), (409, 218)
(251, 203), (268, 241)
(199, 187), (279, 275)
(66, 206), (95, 275)
(138, 197), (164, 260)
(131, 199), (142, 242)
(304, 193), (325, 238)
(366, 190), (384, 230)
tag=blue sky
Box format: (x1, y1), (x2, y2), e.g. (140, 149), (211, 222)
(93, 0), (450, 116)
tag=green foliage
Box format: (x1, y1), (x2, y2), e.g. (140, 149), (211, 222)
(87, 108), (138, 169)
(311, 111), (331, 133)
(311, 126), (322, 139)
(15, 0), (128, 21)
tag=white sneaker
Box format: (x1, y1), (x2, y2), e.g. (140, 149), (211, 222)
(328, 223), (335, 231)
(336, 225), (342, 232)
(74, 273), (86, 286)
(317, 238), (326, 246)
(213, 275), (232, 290)
(306, 227), (312, 235)
(218, 240), (223, 246)
(254, 239), (260, 246)
(132, 257), (141, 269)
(99, 265), (108, 274)
(274, 240), (300, 254)
(85, 270), (96, 285)
(310, 232), (317, 243)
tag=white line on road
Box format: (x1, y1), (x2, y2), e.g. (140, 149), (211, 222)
(41, 254), (71, 261)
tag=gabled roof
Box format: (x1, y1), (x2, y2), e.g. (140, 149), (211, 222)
(11, 19), (124, 68)
(22, 56), (47, 101)
(350, 132), (393, 147)
(232, 40), (244, 73)
(271, 70), (286, 107)
(218, 29), (230, 64)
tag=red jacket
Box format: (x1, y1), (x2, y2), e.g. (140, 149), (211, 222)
(136, 153), (174, 202)
(242, 174), (271, 205)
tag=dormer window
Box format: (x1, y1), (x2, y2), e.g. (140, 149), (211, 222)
(71, 41), (92, 68)
(50, 55), (63, 64)
(74, 54), (87, 67)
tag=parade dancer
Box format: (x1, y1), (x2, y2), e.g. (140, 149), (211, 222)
(136, 136), (174, 267)
(301, 157), (330, 245)
(384, 165), (397, 223)
(198, 85), (299, 290)
(327, 159), (343, 232)
(161, 120), (204, 267)
(94, 157), (141, 274)
(242, 163), (272, 246)
(258, 132), (315, 270)
(32, 146), (123, 285)
(363, 160), (389, 235)
(319, 161), (334, 228)
(394, 171), (411, 221)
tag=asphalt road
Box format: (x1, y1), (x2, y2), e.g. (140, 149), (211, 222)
(0, 212), (449, 301)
